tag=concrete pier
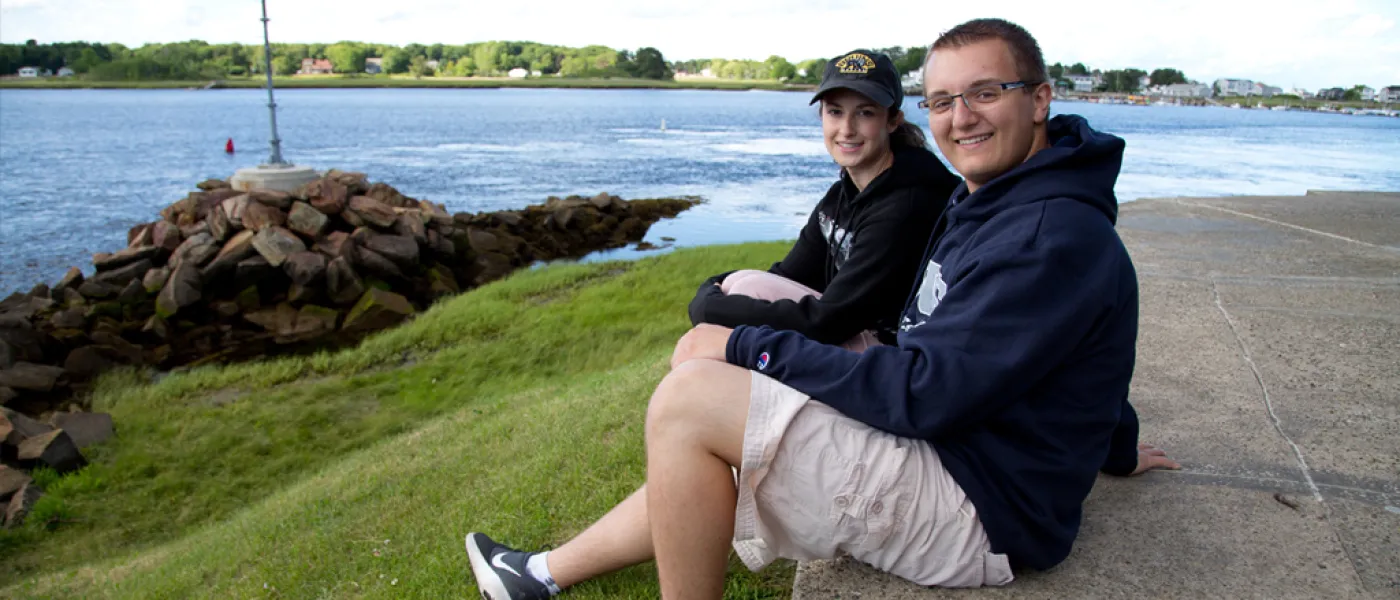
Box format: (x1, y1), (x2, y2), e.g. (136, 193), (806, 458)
(791, 191), (1400, 599)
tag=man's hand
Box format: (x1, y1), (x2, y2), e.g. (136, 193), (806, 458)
(1131, 443), (1181, 476)
(671, 324), (734, 369)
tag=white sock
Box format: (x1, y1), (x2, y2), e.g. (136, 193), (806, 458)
(526, 551), (562, 595)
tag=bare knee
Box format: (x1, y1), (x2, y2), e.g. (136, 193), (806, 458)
(647, 360), (712, 439)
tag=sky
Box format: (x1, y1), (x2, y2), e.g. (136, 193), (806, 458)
(2, 0), (1398, 91)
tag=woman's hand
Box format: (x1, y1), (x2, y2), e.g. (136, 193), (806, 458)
(1131, 443), (1181, 476)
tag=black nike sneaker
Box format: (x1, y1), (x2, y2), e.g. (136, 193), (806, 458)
(464, 532), (556, 600)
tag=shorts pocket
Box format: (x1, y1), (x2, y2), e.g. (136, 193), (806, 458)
(825, 445), (908, 553)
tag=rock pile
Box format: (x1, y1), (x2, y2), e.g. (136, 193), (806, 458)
(0, 171), (697, 418)
(1, 408), (113, 528)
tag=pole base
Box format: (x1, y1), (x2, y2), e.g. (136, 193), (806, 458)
(229, 164), (320, 193)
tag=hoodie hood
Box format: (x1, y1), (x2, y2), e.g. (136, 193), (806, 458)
(852, 144), (958, 207)
(947, 114), (1124, 224)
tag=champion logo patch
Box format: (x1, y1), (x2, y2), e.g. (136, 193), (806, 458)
(756, 352), (771, 371)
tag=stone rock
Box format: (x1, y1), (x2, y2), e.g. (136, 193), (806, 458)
(234, 286), (261, 312)
(394, 212), (427, 245)
(362, 233), (419, 268)
(327, 169), (369, 193)
(4, 482), (41, 528)
(77, 280), (118, 300)
(94, 245), (160, 273)
(243, 201), (288, 232)
(283, 251), (327, 286)
(219, 194), (249, 228)
(474, 252), (514, 286)
(235, 256), (274, 288)
(0, 362), (65, 392)
(433, 235), (456, 259)
(208, 204), (232, 241)
(0, 295), (52, 320)
(151, 220), (183, 252)
(0, 410), (15, 445)
(276, 305), (339, 343)
(61, 287), (85, 307)
(63, 346), (115, 381)
(326, 257), (365, 306)
(196, 178), (229, 191)
(2, 407), (53, 440)
(169, 232), (215, 269)
(0, 386), (12, 407)
(428, 264), (459, 296)
(0, 327), (45, 366)
(243, 302), (297, 333)
(494, 211), (523, 228)
(117, 279), (144, 304)
(352, 245), (403, 279)
(90, 331), (143, 364)
(343, 288), (414, 334)
(466, 228), (502, 254)
(590, 192), (613, 209)
(211, 301), (240, 318)
(143, 267), (171, 294)
(28, 284), (50, 301)
(367, 182), (413, 208)
(128, 222), (154, 247)
(196, 188), (243, 220)
(155, 262), (202, 319)
(314, 231), (352, 261)
(251, 227), (306, 268)
(347, 195), (398, 228)
(307, 178), (349, 215)
(250, 188), (293, 209)
(142, 315), (170, 341)
(149, 345), (172, 366)
(85, 301), (123, 321)
(49, 307), (85, 330)
(203, 230), (258, 274)
(49, 413), (114, 449)
(17, 429), (87, 474)
(92, 258), (153, 288)
(0, 466), (30, 503)
(287, 201), (328, 238)
(54, 267), (84, 293)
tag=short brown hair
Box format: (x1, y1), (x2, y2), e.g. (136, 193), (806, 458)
(928, 18), (1048, 85)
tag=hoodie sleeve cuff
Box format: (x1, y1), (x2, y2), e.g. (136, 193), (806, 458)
(726, 324), (761, 368)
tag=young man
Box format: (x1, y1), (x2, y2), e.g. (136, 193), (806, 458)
(465, 18), (1180, 600)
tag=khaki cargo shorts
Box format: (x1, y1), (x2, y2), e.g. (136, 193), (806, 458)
(732, 372), (1015, 588)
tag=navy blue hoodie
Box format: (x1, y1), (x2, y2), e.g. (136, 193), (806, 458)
(726, 115), (1141, 570)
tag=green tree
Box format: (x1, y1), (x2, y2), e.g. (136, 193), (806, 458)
(324, 42), (367, 73)
(382, 48), (411, 74)
(1342, 87), (1361, 101)
(1067, 62), (1089, 75)
(1048, 62), (1064, 80)
(632, 47), (672, 80)
(473, 42), (501, 76)
(795, 58), (825, 84)
(898, 46), (927, 74)
(1100, 68), (1147, 92)
(409, 55), (432, 78)
(764, 55), (795, 81)
(1149, 68), (1187, 86)
(272, 54), (299, 76)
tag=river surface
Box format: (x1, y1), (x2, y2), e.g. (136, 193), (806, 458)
(2, 88), (1398, 291)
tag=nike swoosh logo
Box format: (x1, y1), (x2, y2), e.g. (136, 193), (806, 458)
(491, 553), (522, 578)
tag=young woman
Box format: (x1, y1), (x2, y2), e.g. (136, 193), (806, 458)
(688, 49), (961, 350)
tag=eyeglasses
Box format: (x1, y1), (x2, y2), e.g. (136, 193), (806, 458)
(918, 81), (1037, 114)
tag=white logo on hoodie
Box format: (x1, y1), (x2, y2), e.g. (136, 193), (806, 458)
(916, 260), (947, 316)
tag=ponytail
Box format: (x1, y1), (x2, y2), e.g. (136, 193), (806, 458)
(889, 111), (929, 149)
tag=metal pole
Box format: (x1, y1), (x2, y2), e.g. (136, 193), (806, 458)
(260, 0), (287, 166)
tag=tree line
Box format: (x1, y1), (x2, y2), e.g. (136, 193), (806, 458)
(1047, 62), (1192, 93)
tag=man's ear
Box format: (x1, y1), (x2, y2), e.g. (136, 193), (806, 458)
(1032, 82), (1053, 125)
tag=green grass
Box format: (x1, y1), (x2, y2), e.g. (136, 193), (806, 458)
(0, 75), (811, 92)
(0, 242), (794, 599)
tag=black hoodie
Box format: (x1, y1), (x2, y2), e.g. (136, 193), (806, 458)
(688, 144), (961, 344)
(727, 115), (1140, 570)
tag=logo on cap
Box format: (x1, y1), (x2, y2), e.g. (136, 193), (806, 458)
(835, 53), (876, 74)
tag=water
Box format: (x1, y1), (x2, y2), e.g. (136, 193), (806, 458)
(2, 88), (1398, 292)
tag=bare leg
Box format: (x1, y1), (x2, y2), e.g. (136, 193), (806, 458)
(546, 486), (654, 588)
(645, 360), (751, 599)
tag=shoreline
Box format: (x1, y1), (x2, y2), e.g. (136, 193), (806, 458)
(0, 76), (815, 92)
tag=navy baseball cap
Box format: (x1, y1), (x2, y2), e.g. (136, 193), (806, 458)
(809, 50), (903, 108)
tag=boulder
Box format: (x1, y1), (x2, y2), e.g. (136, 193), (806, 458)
(60, 287), (85, 307)
(169, 232), (215, 269)
(196, 188), (243, 220)
(326, 257), (365, 306)
(0, 387), (14, 410)
(0, 466), (30, 503)
(196, 178), (229, 191)
(91, 258), (153, 288)
(314, 231), (353, 261)
(17, 429), (87, 474)
(343, 288), (414, 334)
(589, 192), (613, 210)
(251, 227), (306, 268)
(0, 327), (46, 366)
(474, 252), (515, 286)
(394, 212), (428, 245)
(250, 188), (293, 209)
(128, 222), (154, 247)
(4, 482), (41, 528)
(234, 286), (261, 312)
(0, 362), (65, 392)
(203, 230), (258, 274)
(287, 201), (328, 238)
(367, 182), (413, 208)
(466, 228), (502, 253)
(327, 169), (369, 193)
(49, 307), (86, 330)
(307, 178), (349, 215)
(243, 302), (297, 333)
(90, 332), (142, 363)
(93, 245), (160, 272)
(362, 233), (419, 268)
(347, 195), (398, 229)
(277, 305), (339, 343)
(77, 280), (118, 300)
(142, 267), (171, 294)
(207, 204), (232, 241)
(219, 194), (250, 228)
(155, 262), (202, 319)
(63, 346), (115, 381)
(235, 256), (274, 288)
(352, 245), (403, 279)
(242, 201), (288, 232)
(151, 220), (183, 252)
(49, 412), (114, 449)
(211, 301), (240, 318)
(117, 279), (145, 304)
(0, 295), (52, 320)
(142, 315), (170, 341)
(53, 267), (84, 293)
(2, 408), (53, 441)
(428, 264), (460, 296)
(283, 251), (327, 286)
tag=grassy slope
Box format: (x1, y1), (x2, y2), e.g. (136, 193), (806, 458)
(1, 242), (793, 599)
(0, 76), (809, 92)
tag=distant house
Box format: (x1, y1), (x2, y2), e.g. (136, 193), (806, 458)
(1066, 74), (1097, 92)
(700, 68), (714, 78)
(56, 66), (74, 77)
(507, 67), (529, 78)
(1379, 86), (1400, 103)
(425, 60), (440, 72)
(1359, 86), (1376, 102)
(1288, 88), (1311, 98)
(17, 66), (40, 77)
(364, 57), (383, 74)
(1317, 87), (1347, 101)
(1252, 83), (1281, 97)
(1138, 75), (1152, 90)
(1161, 83), (1211, 98)
(1214, 78), (1255, 96)
(299, 58), (334, 75)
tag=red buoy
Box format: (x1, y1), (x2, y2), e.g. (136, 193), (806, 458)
(225, 138), (235, 154)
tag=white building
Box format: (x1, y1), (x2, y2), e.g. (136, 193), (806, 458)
(1139, 75), (1152, 90)
(1359, 86), (1376, 101)
(1252, 83), (1282, 97)
(507, 68), (529, 78)
(1214, 78), (1255, 96)
(56, 66), (74, 77)
(1160, 83), (1212, 98)
(1288, 88), (1311, 98)
(17, 66), (40, 77)
(364, 57), (383, 74)
(1379, 86), (1400, 102)
(1067, 74), (1097, 93)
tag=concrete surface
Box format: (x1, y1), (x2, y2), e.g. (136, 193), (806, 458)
(791, 192), (1400, 599)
